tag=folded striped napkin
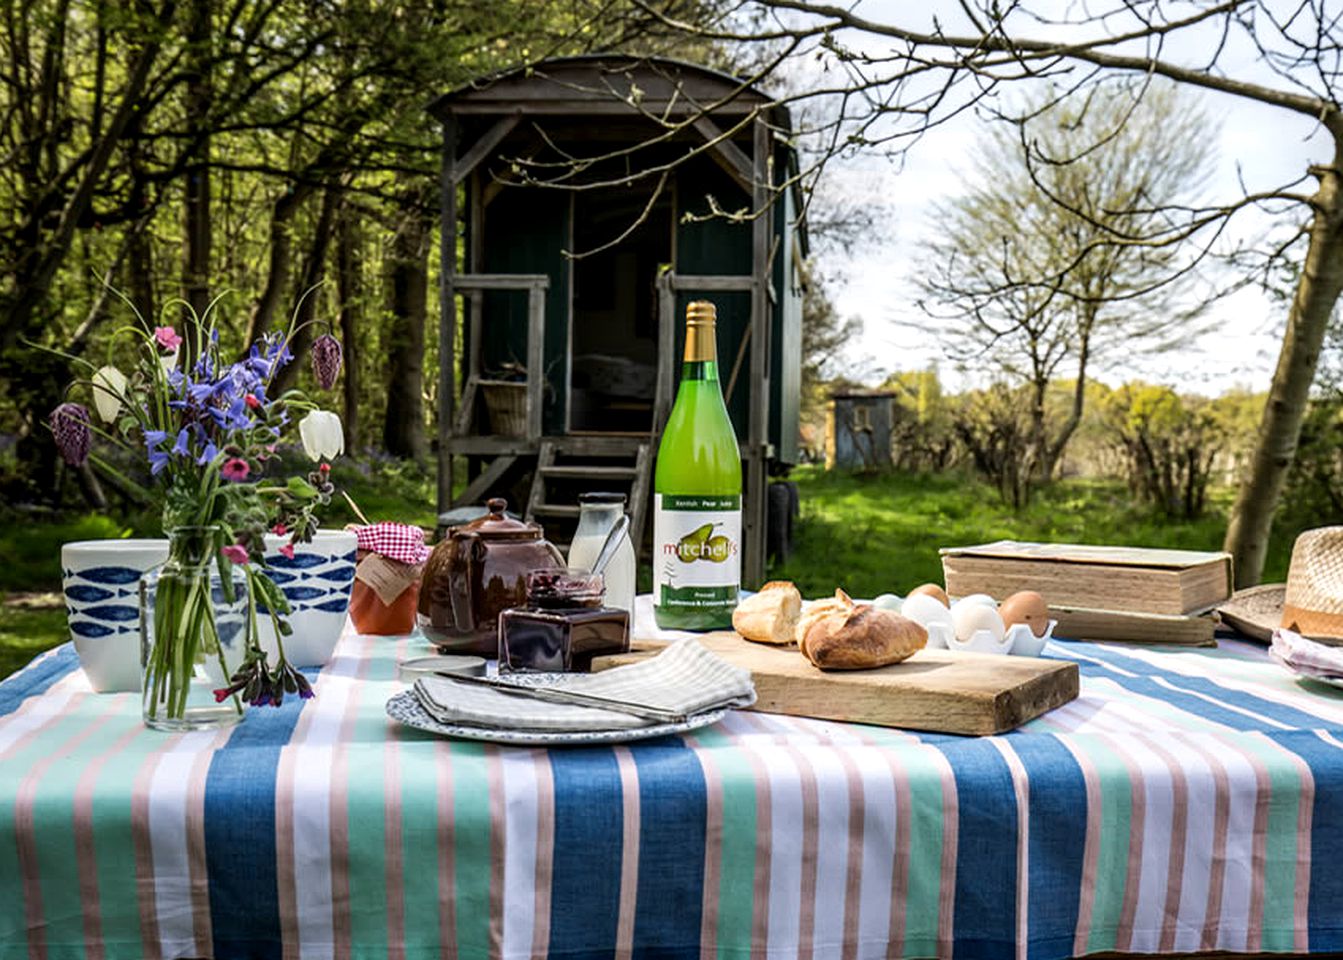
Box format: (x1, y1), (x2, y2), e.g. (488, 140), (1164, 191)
(1271, 628), (1343, 680)
(412, 639), (754, 732)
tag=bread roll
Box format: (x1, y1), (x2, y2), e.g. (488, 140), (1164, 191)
(794, 588), (855, 649)
(732, 581), (802, 645)
(801, 606), (927, 670)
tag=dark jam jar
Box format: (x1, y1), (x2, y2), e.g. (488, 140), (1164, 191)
(498, 569), (630, 673)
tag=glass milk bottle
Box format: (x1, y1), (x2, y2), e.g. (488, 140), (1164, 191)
(567, 493), (636, 616)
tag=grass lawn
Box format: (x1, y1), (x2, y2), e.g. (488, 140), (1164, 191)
(770, 466), (1294, 599)
(0, 462), (1296, 679)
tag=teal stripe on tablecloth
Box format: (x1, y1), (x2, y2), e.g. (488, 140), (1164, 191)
(684, 725), (757, 960)
(450, 741), (493, 960)
(394, 731), (448, 952)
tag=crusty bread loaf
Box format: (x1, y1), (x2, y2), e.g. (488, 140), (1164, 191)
(801, 606), (927, 670)
(794, 588), (855, 647)
(733, 581), (803, 645)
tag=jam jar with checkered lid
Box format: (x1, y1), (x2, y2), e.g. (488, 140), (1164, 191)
(348, 522), (429, 635)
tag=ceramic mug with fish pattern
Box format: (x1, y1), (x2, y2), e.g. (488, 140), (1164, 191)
(61, 539), (170, 692)
(257, 529), (358, 667)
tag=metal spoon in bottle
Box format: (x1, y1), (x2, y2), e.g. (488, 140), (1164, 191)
(588, 513), (630, 579)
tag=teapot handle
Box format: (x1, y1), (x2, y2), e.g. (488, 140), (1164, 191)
(449, 531), (481, 633)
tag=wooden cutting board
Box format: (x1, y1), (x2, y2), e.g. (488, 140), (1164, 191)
(591, 632), (1078, 736)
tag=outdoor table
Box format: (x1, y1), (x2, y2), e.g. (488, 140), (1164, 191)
(4, 605), (1343, 960)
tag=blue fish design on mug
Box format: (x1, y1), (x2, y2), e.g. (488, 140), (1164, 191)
(65, 584), (116, 603)
(314, 566), (357, 583)
(267, 553), (329, 570)
(78, 566), (144, 586)
(282, 586), (327, 602)
(310, 597), (353, 613)
(83, 603), (141, 623)
(70, 621), (117, 638)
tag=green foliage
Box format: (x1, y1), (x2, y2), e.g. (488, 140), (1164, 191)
(769, 466), (1293, 599)
(0, 514), (139, 592)
(1101, 383), (1225, 519)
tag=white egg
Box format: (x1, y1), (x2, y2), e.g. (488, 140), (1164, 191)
(952, 602), (1006, 643)
(872, 593), (903, 611)
(952, 593), (998, 611)
(901, 593), (955, 633)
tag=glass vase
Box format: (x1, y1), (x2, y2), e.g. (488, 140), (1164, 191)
(140, 526), (247, 731)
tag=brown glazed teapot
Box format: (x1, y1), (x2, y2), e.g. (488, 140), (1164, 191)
(418, 498), (565, 655)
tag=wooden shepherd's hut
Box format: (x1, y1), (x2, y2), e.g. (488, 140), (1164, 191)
(428, 55), (807, 585)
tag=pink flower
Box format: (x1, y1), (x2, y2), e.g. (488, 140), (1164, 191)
(271, 523), (288, 536)
(153, 326), (183, 352)
(220, 457), (250, 482)
(245, 394), (262, 410)
(279, 543), (295, 560)
(220, 544), (249, 565)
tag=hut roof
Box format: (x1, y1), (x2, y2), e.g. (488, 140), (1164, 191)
(830, 390), (901, 401)
(428, 54), (789, 125)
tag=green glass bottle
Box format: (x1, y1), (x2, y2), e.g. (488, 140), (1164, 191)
(653, 300), (742, 630)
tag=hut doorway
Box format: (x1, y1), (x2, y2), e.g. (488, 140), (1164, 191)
(567, 184), (674, 434)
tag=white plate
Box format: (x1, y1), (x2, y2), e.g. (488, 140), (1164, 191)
(384, 676), (754, 746)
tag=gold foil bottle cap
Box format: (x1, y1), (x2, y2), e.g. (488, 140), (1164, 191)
(685, 301), (717, 325)
(683, 300), (718, 362)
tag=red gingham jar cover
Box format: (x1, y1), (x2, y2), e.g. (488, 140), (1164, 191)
(350, 522), (429, 566)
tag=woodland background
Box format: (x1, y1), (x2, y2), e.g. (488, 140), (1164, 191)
(3, 1), (1343, 674)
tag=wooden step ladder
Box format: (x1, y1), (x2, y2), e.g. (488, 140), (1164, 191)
(525, 440), (652, 555)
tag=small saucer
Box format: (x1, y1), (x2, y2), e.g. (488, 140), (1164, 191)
(398, 655), (488, 683)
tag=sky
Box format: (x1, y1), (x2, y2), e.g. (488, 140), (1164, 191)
(780, 0), (1336, 395)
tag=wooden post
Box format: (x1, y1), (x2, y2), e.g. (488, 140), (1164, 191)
(653, 271), (676, 433)
(437, 114), (459, 514)
(526, 282), (545, 442)
(745, 115), (772, 588)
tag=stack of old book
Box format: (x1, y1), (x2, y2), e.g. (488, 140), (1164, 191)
(940, 541), (1233, 646)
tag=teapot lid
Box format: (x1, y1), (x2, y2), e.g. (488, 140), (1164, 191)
(454, 498), (545, 541)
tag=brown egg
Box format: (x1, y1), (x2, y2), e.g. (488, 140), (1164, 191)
(908, 583), (950, 608)
(999, 590), (1050, 637)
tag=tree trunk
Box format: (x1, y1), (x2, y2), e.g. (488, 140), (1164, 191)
(243, 180), (315, 348)
(1043, 313), (1094, 480)
(335, 201), (362, 450)
(1225, 141), (1343, 586)
(383, 189), (430, 460)
(181, 0), (212, 323)
(271, 184), (339, 395)
(0, 1), (175, 351)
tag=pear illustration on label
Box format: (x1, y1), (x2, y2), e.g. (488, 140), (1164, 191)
(705, 535), (731, 563)
(676, 523), (716, 563)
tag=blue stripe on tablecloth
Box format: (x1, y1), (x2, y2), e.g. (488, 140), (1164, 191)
(1053, 643), (1333, 731)
(203, 685), (308, 960)
(940, 737), (1019, 960)
(1006, 733), (1087, 960)
(630, 738), (706, 957)
(1264, 730), (1343, 951)
(0, 644), (79, 717)
(547, 748), (624, 960)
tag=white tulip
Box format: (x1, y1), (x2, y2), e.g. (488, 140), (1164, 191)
(90, 366), (128, 423)
(299, 409), (344, 461)
(159, 350), (179, 376)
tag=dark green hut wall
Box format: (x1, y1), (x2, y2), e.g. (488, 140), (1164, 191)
(675, 159), (752, 445)
(477, 186), (570, 435)
(676, 157), (801, 465)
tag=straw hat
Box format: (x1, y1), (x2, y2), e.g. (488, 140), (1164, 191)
(1218, 527), (1343, 645)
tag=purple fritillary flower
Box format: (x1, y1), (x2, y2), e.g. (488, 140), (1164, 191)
(311, 334), (343, 390)
(50, 403), (92, 467)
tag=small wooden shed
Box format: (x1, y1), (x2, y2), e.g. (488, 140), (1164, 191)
(428, 55), (807, 585)
(827, 392), (898, 471)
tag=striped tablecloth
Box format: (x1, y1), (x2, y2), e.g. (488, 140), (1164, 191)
(4, 626), (1343, 960)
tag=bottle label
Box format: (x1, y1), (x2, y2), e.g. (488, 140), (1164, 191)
(653, 494), (741, 610)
